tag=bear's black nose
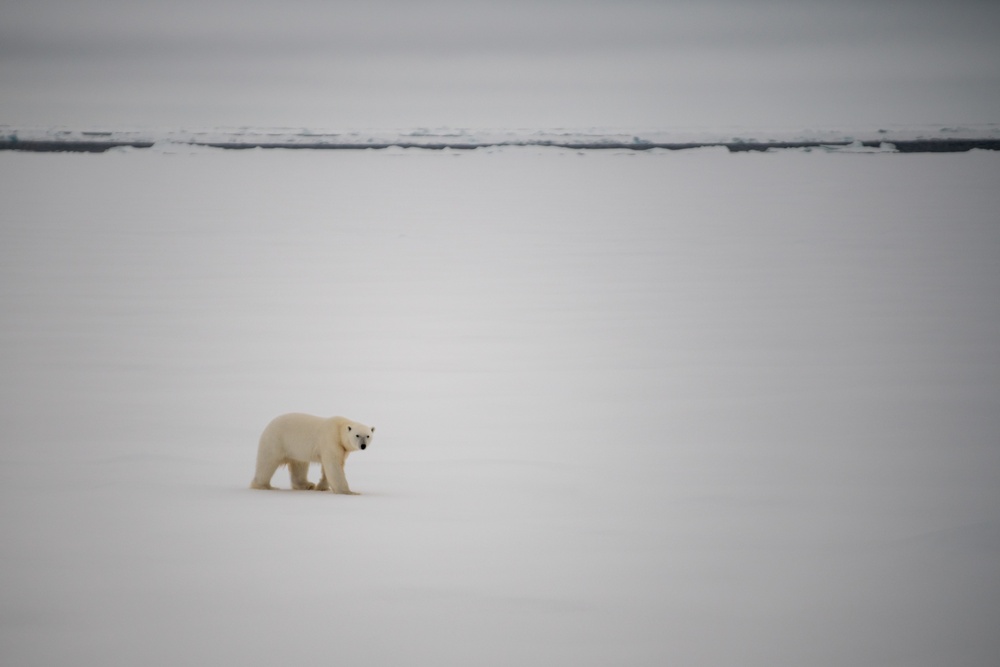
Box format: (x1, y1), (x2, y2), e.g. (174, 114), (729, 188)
(360, 443), (367, 450)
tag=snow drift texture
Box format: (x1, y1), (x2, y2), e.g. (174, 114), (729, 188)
(1, 146), (998, 667)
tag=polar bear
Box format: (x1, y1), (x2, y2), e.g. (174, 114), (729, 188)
(250, 413), (374, 494)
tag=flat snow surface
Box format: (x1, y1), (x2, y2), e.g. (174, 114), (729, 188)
(1, 146), (999, 666)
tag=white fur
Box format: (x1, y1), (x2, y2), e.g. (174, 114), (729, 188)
(250, 413), (374, 494)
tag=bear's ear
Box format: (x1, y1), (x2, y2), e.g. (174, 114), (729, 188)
(371, 426), (375, 433)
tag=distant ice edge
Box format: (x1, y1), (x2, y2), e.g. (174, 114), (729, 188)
(3, 125), (1000, 153)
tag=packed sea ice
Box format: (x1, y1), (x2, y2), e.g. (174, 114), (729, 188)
(1, 144), (998, 666)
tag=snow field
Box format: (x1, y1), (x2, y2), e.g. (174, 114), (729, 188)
(1, 146), (998, 666)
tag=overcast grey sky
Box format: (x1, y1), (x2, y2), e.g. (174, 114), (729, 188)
(2, 0), (998, 129)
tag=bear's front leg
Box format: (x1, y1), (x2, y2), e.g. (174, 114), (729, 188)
(288, 461), (316, 490)
(314, 472), (329, 492)
(319, 452), (359, 495)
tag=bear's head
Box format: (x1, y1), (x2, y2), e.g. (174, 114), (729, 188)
(343, 422), (375, 452)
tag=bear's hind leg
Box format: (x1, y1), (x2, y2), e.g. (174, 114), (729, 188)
(288, 461), (315, 490)
(250, 449), (282, 490)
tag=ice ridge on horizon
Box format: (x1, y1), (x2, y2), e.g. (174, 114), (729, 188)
(2, 125), (1000, 153)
